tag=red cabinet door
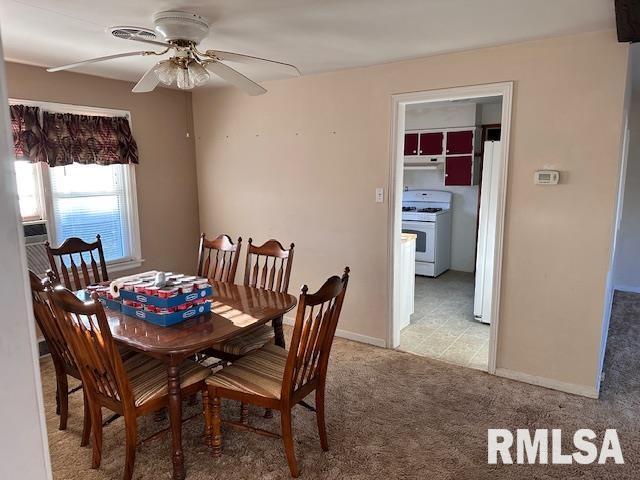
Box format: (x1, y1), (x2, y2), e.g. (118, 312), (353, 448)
(419, 132), (443, 156)
(445, 155), (472, 186)
(446, 130), (473, 155)
(404, 133), (419, 155)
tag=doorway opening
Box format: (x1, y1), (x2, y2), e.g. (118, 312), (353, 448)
(388, 83), (513, 374)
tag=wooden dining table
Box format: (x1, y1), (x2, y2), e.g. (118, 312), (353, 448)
(88, 280), (297, 480)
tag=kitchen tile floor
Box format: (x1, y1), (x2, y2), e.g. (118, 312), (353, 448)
(398, 270), (489, 370)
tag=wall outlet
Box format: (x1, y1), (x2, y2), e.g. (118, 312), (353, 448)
(375, 187), (384, 203)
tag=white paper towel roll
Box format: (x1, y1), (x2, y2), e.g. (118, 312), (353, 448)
(109, 271), (158, 298)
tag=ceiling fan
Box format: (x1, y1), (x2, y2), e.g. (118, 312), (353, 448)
(46, 10), (301, 95)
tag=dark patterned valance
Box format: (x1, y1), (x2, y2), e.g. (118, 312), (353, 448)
(9, 104), (138, 166)
(10, 105), (47, 163)
(43, 112), (139, 166)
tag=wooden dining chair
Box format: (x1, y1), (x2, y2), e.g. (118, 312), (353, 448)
(29, 270), (91, 445)
(46, 234), (109, 290)
(48, 285), (211, 480)
(204, 267), (350, 477)
(208, 238), (295, 361)
(197, 233), (242, 282)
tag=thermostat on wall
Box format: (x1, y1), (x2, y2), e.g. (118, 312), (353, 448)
(534, 170), (559, 185)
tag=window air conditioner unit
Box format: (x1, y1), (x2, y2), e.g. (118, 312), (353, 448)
(23, 220), (50, 276)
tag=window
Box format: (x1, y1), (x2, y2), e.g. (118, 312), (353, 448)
(11, 99), (141, 269)
(49, 164), (137, 263)
(14, 161), (44, 222)
(15, 161), (140, 265)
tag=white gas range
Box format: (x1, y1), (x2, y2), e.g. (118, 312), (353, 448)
(401, 190), (452, 277)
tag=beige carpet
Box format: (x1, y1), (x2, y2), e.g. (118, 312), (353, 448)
(43, 292), (640, 479)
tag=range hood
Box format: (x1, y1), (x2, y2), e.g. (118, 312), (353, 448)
(404, 157), (445, 170)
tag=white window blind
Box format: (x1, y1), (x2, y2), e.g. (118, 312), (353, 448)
(49, 163), (134, 263)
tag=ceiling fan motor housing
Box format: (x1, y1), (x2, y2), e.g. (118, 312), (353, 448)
(152, 11), (209, 44)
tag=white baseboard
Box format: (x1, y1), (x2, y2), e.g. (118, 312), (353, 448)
(333, 329), (387, 348)
(281, 317), (599, 397)
(614, 284), (640, 294)
(495, 368), (599, 399)
(282, 316), (386, 348)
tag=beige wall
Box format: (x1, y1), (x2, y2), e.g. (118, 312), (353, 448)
(193, 30), (628, 394)
(5, 62), (200, 276)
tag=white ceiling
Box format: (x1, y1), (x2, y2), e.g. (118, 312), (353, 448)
(0, 0), (615, 90)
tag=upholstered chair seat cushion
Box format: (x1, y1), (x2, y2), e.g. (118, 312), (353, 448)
(212, 324), (276, 356)
(123, 354), (210, 407)
(205, 344), (288, 399)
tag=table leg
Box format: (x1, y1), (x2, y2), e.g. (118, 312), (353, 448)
(267, 318), (281, 421)
(273, 315), (285, 348)
(167, 359), (185, 480)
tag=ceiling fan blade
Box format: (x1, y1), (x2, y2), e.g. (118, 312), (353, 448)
(47, 51), (156, 72)
(115, 33), (175, 49)
(132, 64), (160, 93)
(206, 50), (301, 76)
(205, 61), (267, 96)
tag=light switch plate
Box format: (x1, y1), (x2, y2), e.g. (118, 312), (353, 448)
(375, 187), (384, 203)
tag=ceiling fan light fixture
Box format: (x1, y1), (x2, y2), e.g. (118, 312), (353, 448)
(154, 60), (176, 85)
(176, 65), (193, 90)
(188, 61), (210, 87)
(152, 58), (209, 90)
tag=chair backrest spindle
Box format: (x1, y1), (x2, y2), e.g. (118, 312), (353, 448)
(48, 285), (134, 410)
(28, 270), (77, 373)
(197, 234), (242, 283)
(243, 238), (294, 293)
(46, 235), (108, 290)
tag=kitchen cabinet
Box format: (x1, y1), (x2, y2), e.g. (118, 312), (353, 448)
(446, 130), (473, 155)
(404, 133), (419, 156)
(404, 127), (479, 185)
(445, 130), (475, 185)
(419, 132), (444, 155)
(445, 155), (473, 186)
(405, 132), (444, 156)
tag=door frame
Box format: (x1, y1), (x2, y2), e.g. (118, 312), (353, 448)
(387, 82), (513, 374)
(0, 41), (53, 478)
